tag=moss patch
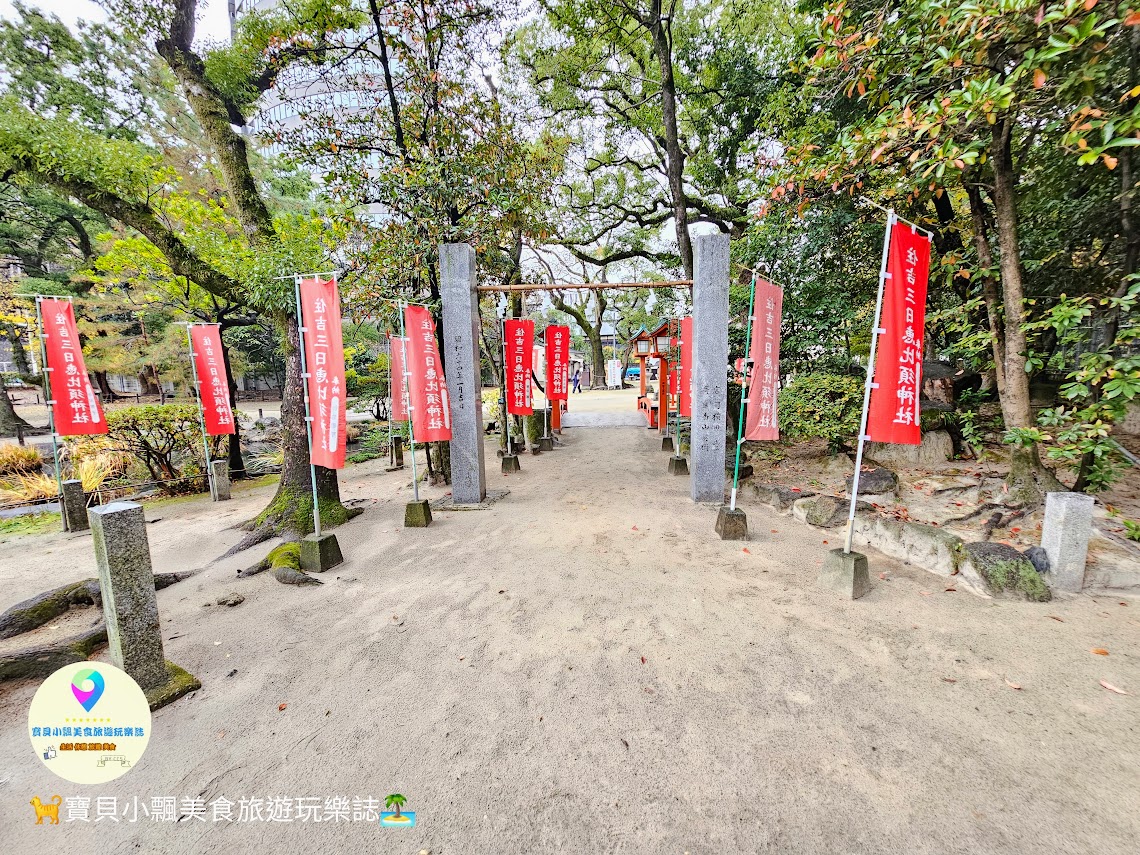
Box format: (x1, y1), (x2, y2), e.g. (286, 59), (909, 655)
(144, 661), (201, 710)
(981, 559), (1052, 602)
(266, 542), (301, 570)
(0, 512), (62, 539)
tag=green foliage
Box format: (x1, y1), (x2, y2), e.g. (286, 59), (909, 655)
(777, 373), (864, 451)
(0, 511), (61, 538)
(346, 425), (392, 464)
(104, 403), (212, 491)
(266, 542), (301, 571)
(525, 411), (544, 443)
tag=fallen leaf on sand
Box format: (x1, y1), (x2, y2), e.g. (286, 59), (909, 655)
(1100, 680), (1129, 695)
(941, 677), (957, 684)
(1091, 648), (1109, 656)
(632, 525), (639, 531)
(771, 529), (778, 533)
(1010, 527), (1021, 533)
(1004, 679), (1022, 690)
(459, 657), (465, 661)
(822, 540), (828, 545)
(945, 587), (957, 593)
(278, 703), (288, 711)
(879, 572), (889, 580)
(742, 547), (751, 554)
(621, 738), (629, 749)
(919, 591), (932, 596)
(1048, 615), (1064, 622)
(640, 656), (647, 664)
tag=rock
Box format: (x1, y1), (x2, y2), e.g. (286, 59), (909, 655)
(846, 466), (898, 496)
(819, 455), (854, 475)
(963, 542), (1051, 601)
(1023, 545), (1050, 576)
(849, 515), (990, 594)
(749, 484), (816, 512)
(866, 430), (954, 468)
(795, 495), (870, 528)
(216, 593), (245, 607)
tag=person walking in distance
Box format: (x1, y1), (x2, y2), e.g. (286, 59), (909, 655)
(571, 369), (582, 394)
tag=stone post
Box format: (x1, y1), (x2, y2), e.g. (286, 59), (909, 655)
(60, 479), (89, 532)
(1041, 492), (1095, 592)
(690, 233), (731, 503)
(210, 459), (231, 501)
(88, 502), (167, 690)
(440, 243), (487, 504)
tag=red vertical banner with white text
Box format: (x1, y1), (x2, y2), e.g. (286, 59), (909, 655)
(679, 316), (693, 418)
(40, 298), (106, 436)
(190, 325), (236, 435)
(545, 324), (570, 401)
(505, 319), (534, 415)
(404, 305), (452, 442)
(299, 277), (347, 468)
(744, 280), (783, 441)
(389, 335), (410, 422)
(866, 223), (932, 445)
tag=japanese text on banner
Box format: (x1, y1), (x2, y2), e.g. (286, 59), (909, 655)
(505, 319), (534, 415)
(545, 325), (570, 402)
(404, 305), (452, 442)
(744, 281), (783, 442)
(866, 222), (932, 445)
(190, 325), (235, 435)
(39, 298), (107, 436)
(299, 278), (348, 468)
(389, 335), (410, 422)
(679, 316), (693, 418)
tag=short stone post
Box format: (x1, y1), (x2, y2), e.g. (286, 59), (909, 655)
(818, 548), (872, 600)
(210, 459), (231, 501)
(440, 243), (488, 504)
(391, 435), (404, 468)
(1041, 492), (1095, 592)
(60, 479), (89, 532)
(690, 234), (730, 503)
(88, 502), (200, 707)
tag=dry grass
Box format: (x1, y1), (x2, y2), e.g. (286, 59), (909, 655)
(0, 444), (43, 477)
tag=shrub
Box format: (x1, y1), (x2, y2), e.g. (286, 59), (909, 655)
(525, 411), (544, 443)
(105, 404), (211, 493)
(0, 444), (42, 476)
(0, 471), (57, 503)
(777, 373), (864, 452)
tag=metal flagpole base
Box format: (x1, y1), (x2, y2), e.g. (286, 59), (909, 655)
(404, 499), (432, 528)
(667, 455), (688, 475)
(501, 454), (521, 474)
(715, 505), (748, 540)
(818, 548), (872, 599)
(301, 533), (343, 571)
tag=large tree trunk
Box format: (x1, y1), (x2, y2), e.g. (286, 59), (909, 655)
(648, 2), (693, 279)
(989, 121), (1064, 505)
(966, 184), (1007, 397)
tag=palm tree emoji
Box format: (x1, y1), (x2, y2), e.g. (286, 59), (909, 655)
(385, 793), (407, 819)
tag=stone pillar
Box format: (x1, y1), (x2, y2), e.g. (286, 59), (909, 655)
(1041, 492), (1095, 592)
(88, 502), (167, 690)
(690, 233), (731, 503)
(440, 243), (487, 504)
(60, 479), (89, 532)
(210, 459), (231, 501)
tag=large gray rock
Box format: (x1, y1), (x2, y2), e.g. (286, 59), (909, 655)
(963, 542), (1051, 601)
(866, 430), (953, 468)
(794, 495), (870, 528)
(749, 484), (816, 512)
(849, 514), (988, 596)
(846, 467), (898, 497)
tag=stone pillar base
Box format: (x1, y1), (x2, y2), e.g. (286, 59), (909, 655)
(818, 548), (872, 600)
(538, 437), (554, 451)
(661, 436), (674, 452)
(61, 479), (88, 532)
(144, 661), (202, 711)
(501, 454), (521, 474)
(715, 506), (748, 540)
(667, 456), (688, 475)
(301, 532), (343, 571)
(404, 499), (432, 528)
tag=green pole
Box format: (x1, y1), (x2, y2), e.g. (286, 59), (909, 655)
(729, 274), (758, 511)
(34, 297), (67, 532)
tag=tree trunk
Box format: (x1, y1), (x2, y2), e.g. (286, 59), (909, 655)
(648, 2), (693, 279)
(989, 121), (1063, 505)
(0, 386), (30, 433)
(966, 184), (1007, 397)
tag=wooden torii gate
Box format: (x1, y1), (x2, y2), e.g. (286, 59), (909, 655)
(438, 236), (730, 506)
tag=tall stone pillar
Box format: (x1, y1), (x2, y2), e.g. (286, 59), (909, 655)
(690, 233), (731, 503)
(60, 479), (89, 532)
(440, 243), (487, 504)
(1041, 492), (1094, 592)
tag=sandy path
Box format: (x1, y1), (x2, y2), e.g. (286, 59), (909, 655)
(1, 418), (1138, 854)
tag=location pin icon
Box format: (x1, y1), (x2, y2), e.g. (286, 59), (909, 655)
(71, 668), (105, 713)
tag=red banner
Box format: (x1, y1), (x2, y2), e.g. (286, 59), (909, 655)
(404, 305), (452, 442)
(505, 319), (534, 415)
(744, 280), (783, 441)
(190, 325), (235, 435)
(299, 277), (347, 468)
(545, 325), (570, 401)
(867, 222), (932, 445)
(40, 298), (106, 436)
(389, 335), (409, 422)
(679, 316), (693, 418)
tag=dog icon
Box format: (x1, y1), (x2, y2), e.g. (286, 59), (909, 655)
(31, 795), (62, 825)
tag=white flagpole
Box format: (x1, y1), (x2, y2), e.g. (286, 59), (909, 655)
(34, 297), (67, 532)
(845, 209), (896, 553)
(186, 325), (216, 501)
(294, 276), (322, 539)
(399, 303), (420, 503)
